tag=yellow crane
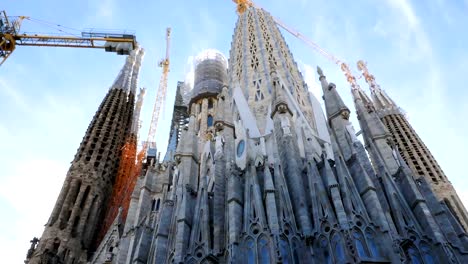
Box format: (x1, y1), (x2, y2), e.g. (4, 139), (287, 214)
(231, 0), (361, 88)
(0, 10), (137, 66)
(134, 27), (171, 173)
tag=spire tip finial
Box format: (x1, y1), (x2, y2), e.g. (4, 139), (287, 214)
(317, 66), (324, 77)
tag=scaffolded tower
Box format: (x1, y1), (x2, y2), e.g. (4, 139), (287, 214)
(96, 49), (146, 246)
(26, 49), (142, 264)
(357, 60), (468, 231)
(189, 50), (228, 140)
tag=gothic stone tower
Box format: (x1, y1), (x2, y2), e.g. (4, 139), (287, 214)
(357, 60), (468, 231)
(27, 48), (142, 264)
(88, 6), (467, 264)
(96, 49), (146, 246)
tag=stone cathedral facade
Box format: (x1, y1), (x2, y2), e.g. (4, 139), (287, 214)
(26, 7), (468, 264)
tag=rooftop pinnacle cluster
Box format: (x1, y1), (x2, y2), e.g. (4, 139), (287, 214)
(26, 5), (467, 264)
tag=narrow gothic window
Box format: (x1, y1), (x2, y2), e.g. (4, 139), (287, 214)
(279, 236), (291, 264)
(292, 238), (301, 263)
(331, 233), (345, 262)
(207, 115), (213, 127)
(155, 198), (161, 211)
(365, 229), (380, 257)
(246, 238), (255, 264)
(408, 245), (423, 264)
(258, 236), (271, 264)
(208, 99), (213, 109)
(420, 243), (435, 264)
(320, 237), (332, 264)
(237, 140), (245, 157)
(353, 230), (369, 257)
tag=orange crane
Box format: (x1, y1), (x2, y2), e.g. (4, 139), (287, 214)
(0, 10), (137, 66)
(231, 0), (361, 89)
(134, 27), (171, 176)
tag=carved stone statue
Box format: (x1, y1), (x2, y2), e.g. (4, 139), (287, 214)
(279, 115), (291, 135)
(26, 237), (39, 260)
(317, 66), (324, 77)
(215, 132), (225, 158)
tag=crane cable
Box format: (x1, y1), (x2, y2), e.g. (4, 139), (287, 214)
(10, 15), (82, 37)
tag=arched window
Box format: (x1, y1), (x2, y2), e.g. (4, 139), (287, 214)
(292, 238), (301, 263)
(279, 236), (291, 264)
(408, 245), (423, 264)
(155, 198), (161, 211)
(208, 99), (214, 109)
(331, 233), (346, 262)
(207, 115), (213, 127)
(246, 238), (255, 264)
(320, 236), (332, 264)
(237, 140), (245, 157)
(419, 243), (435, 264)
(365, 229), (380, 257)
(353, 230), (369, 257)
(257, 236), (271, 264)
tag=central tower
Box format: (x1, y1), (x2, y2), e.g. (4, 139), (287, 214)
(229, 7), (319, 136)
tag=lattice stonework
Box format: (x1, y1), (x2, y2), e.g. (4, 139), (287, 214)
(228, 8), (318, 133)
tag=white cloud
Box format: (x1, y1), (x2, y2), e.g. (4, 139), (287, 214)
(86, 0), (116, 25)
(97, 0), (115, 20)
(298, 61), (321, 100)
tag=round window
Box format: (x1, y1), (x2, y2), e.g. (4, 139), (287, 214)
(237, 140), (245, 157)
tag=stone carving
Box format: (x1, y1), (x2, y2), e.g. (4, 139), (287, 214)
(215, 132), (225, 158)
(25, 237), (39, 260)
(279, 114), (291, 135)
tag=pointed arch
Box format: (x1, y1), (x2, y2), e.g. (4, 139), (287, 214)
(245, 237), (255, 264)
(353, 229), (369, 258)
(365, 228), (380, 257)
(331, 232), (346, 262)
(319, 236), (333, 264)
(408, 244), (423, 264)
(401, 240), (423, 264)
(291, 237), (301, 263)
(207, 115), (213, 127)
(257, 235), (271, 264)
(419, 242), (435, 264)
(279, 235), (291, 264)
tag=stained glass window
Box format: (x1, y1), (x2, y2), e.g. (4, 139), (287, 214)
(246, 238), (255, 264)
(420, 243), (435, 264)
(332, 233), (345, 262)
(320, 237), (333, 264)
(207, 115), (213, 127)
(353, 231), (369, 257)
(365, 229), (380, 257)
(279, 236), (291, 264)
(237, 140), (245, 157)
(258, 236), (271, 264)
(292, 238), (301, 263)
(408, 245), (423, 264)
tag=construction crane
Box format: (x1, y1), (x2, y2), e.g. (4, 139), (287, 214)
(231, 0), (360, 89)
(134, 27), (171, 176)
(0, 10), (137, 66)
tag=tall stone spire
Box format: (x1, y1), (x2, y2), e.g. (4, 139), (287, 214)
(318, 66), (349, 121)
(357, 60), (468, 231)
(27, 52), (138, 264)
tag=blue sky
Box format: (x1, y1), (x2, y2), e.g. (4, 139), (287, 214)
(1, 0), (468, 262)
